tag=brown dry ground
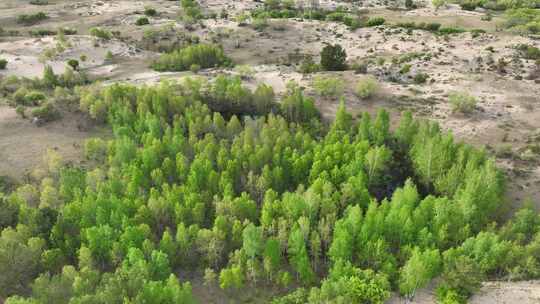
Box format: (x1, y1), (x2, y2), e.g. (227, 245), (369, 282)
(1, 0), (540, 302)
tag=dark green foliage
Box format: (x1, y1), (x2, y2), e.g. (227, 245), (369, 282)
(136, 17), (150, 26)
(320, 44), (347, 71)
(16, 12), (48, 25)
(0, 59), (7, 70)
(144, 7), (157, 16)
(29, 0), (48, 5)
(516, 44), (540, 60)
(152, 44), (231, 71)
(89, 27), (111, 40)
(366, 17), (386, 27)
(66, 59), (79, 71)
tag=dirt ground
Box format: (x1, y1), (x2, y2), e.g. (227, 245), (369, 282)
(1, 0), (540, 302)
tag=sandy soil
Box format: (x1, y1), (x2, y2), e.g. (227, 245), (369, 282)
(0, 105), (109, 180)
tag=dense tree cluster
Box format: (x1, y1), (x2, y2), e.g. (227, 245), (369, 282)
(152, 44), (232, 72)
(1, 76), (540, 303)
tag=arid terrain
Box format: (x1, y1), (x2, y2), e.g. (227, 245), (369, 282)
(1, 0), (539, 303)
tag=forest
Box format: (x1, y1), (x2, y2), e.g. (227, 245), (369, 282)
(1, 75), (539, 304)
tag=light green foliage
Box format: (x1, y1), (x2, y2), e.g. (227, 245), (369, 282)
(313, 75), (344, 98)
(0, 74), (537, 304)
(399, 248), (441, 299)
(449, 91), (477, 114)
(152, 44), (231, 71)
(355, 76), (379, 99)
(89, 27), (111, 40)
(505, 8), (540, 34)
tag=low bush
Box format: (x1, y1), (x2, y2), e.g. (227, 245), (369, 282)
(355, 76), (379, 99)
(438, 26), (466, 35)
(299, 55), (321, 74)
(67, 59), (79, 71)
(505, 8), (540, 34)
(29, 0), (48, 5)
(0, 59), (7, 70)
(320, 44), (347, 71)
(449, 91), (477, 114)
(152, 44), (232, 72)
(29, 29), (57, 36)
(516, 44), (540, 60)
(31, 102), (60, 122)
(136, 17), (150, 26)
(414, 73), (429, 84)
(144, 7), (157, 16)
(313, 76), (345, 98)
(366, 17), (386, 27)
(16, 12), (48, 25)
(89, 27), (112, 40)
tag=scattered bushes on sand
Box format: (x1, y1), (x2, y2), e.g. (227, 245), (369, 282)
(0, 59), (7, 70)
(320, 44), (347, 71)
(449, 91), (477, 114)
(16, 12), (48, 25)
(152, 44), (231, 71)
(355, 76), (379, 99)
(313, 76), (345, 98)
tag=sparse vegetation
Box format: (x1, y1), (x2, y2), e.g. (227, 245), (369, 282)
(16, 12), (48, 25)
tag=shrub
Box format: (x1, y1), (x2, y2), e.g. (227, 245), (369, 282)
(190, 64), (201, 73)
(299, 55), (320, 74)
(29, 29), (57, 36)
(400, 64), (412, 74)
(313, 76), (345, 98)
(67, 59), (79, 71)
(320, 44), (347, 71)
(29, 0), (48, 4)
(414, 73), (429, 84)
(366, 17), (386, 27)
(505, 8), (540, 34)
(25, 91), (47, 105)
(144, 7), (157, 16)
(0, 59), (7, 70)
(516, 44), (540, 60)
(433, 0), (447, 9)
(355, 77), (379, 99)
(16, 105), (26, 118)
(235, 65), (254, 79)
(152, 44), (231, 72)
(136, 17), (150, 26)
(89, 27), (112, 40)
(438, 26), (466, 35)
(31, 102), (60, 122)
(449, 91), (477, 114)
(16, 12), (48, 25)
(351, 61), (368, 74)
